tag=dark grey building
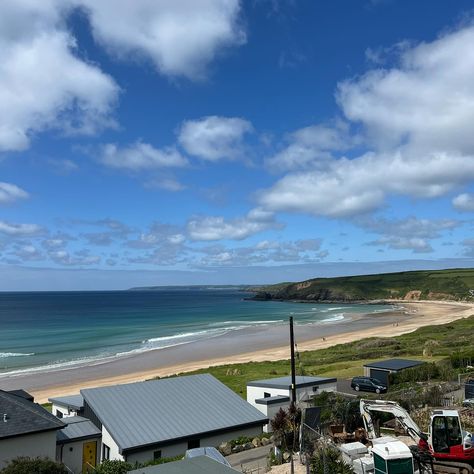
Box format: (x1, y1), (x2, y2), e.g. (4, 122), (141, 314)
(363, 359), (424, 385)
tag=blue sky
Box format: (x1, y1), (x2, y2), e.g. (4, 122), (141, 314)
(2, 0), (474, 290)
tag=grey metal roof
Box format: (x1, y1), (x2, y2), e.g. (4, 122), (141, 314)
(57, 416), (101, 444)
(128, 456), (238, 473)
(255, 395), (290, 406)
(0, 390), (65, 439)
(247, 375), (337, 390)
(81, 374), (267, 452)
(363, 359), (424, 371)
(49, 394), (84, 410)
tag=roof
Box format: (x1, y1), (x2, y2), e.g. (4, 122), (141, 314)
(255, 395), (290, 405)
(247, 375), (337, 390)
(372, 441), (411, 460)
(0, 390), (65, 440)
(7, 389), (34, 402)
(49, 394), (84, 410)
(56, 416), (101, 444)
(81, 374), (268, 452)
(363, 359), (424, 371)
(128, 456), (238, 473)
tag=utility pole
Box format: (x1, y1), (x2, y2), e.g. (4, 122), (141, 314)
(289, 316), (296, 474)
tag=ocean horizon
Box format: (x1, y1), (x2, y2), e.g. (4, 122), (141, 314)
(0, 288), (392, 377)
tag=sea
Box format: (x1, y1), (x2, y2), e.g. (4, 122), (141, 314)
(0, 288), (392, 376)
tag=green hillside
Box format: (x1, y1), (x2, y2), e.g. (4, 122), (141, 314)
(251, 268), (474, 302)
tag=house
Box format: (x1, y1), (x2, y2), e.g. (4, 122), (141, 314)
(56, 416), (101, 474)
(363, 359), (424, 386)
(81, 374), (268, 464)
(0, 390), (65, 469)
(49, 394), (84, 418)
(127, 455), (238, 473)
(246, 375), (337, 431)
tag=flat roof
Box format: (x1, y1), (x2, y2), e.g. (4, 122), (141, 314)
(128, 455), (238, 473)
(0, 390), (65, 440)
(247, 375), (337, 390)
(255, 395), (290, 406)
(48, 394), (84, 411)
(81, 374), (268, 452)
(363, 359), (424, 371)
(57, 416), (101, 444)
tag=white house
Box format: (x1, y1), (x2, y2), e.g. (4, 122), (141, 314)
(49, 394), (84, 419)
(246, 375), (337, 432)
(0, 390), (65, 470)
(80, 374), (268, 464)
(56, 416), (101, 474)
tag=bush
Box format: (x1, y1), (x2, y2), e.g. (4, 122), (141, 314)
(310, 445), (353, 474)
(140, 455), (183, 467)
(451, 350), (474, 369)
(94, 460), (133, 474)
(389, 363), (439, 384)
(0, 458), (67, 474)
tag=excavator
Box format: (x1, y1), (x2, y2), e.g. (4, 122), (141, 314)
(360, 399), (474, 474)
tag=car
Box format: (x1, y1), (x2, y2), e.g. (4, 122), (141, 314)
(351, 376), (387, 394)
(185, 447), (232, 467)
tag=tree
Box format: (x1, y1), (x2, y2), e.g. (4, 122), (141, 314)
(310, 445), (353, 474)
(270, 407), (290, 450)
(0, 457), (67, 474)
(94, 460), (134, 474)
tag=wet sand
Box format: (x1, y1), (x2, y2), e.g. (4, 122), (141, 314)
(0, 300), (472, 403)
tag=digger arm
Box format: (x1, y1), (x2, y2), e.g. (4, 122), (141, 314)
(360, 399), (425, 444)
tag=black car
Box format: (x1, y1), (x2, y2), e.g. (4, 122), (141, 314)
(351, 376), (387, 394)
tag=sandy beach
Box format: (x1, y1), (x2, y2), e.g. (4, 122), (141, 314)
(1, 300), (472, 403)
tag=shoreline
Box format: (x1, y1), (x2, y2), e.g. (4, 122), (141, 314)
(1, 300), (472, 403)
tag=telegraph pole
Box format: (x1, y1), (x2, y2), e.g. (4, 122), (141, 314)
(289, 316), (296, 474)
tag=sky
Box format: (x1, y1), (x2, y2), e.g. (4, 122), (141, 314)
(2, 0), (474, 290)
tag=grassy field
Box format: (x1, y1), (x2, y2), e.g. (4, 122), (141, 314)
(167, 315), (474, 397)
(251, 268), (474, 302)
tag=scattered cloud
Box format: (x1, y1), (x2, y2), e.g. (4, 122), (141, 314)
(453, 193), (474, 212)
(0, 182), (29, 204)
(144, 178), (186, 192)
(100, 142), (188, 170)
(0, 0), (119, 152)
(79, 0), (246, 80)
(0, 221), (44, 237)
(187, 208), (280, 241)
(49, 249), (101, 266)
(47, 159), (79, 175)
(178, 116), (253, 161)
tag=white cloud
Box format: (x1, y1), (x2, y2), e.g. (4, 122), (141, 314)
(260, 24), (474, 218)
(0, 0), (119, 152)
(144, 178), (186, 192)
(49, 249), (101, 266)
(100, 142), (188, 170)
(0, 220), (43, 236)
(187, 208), (280, 241)
(265, 121), (353, 171)
(0, 182), (29, 204)
(178, 116), (253, 161)
(453, 193), (474, 212)
(79, 0), (245, 80)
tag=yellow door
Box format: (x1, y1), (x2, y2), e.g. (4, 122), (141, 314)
(82, 441), (97, 473)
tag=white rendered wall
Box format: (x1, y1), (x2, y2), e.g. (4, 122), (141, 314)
(0, 431), (57, 469)
(57, 439), (99, 474)
(52, 404), (79, 418)
(101, 425), (123, 461)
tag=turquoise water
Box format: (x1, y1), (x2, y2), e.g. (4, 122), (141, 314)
(0, 289), (391, 375)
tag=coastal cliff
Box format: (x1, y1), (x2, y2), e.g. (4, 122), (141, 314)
(250, 268), (474, 303)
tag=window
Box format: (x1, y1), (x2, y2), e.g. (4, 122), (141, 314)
(312, 386), (319, 392)
(263, 392), (271, 398)
(102, 443), (110, 461)
(188, 439), (200, 450)
(153, 450), (162, 460)
(55, 409), (63, 418)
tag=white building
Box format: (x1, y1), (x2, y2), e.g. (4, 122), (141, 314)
(246, 375), (337, 432)
(0, 390), (65, 470)
(49, 394), (84, 419)
(80, 374), (268, 463)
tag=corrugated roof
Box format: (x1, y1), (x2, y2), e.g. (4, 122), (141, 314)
(363, 359), (424, 370)
(247, 375), (336, 389)
(0, 390), (65, 439)
(81, 374), (267, 452)
(49, 394), (84, 410)
(128, 456), (238, 473)
(57, 416), (101, 443)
